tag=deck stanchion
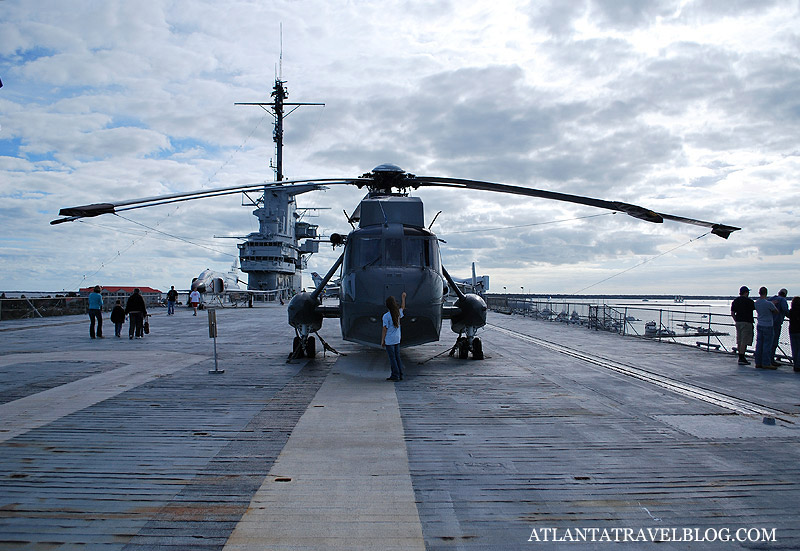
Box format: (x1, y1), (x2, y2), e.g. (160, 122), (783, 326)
(208, 308), (224, 374)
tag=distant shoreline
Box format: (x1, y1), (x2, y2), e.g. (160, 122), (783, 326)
(486, 293), (735, 301)
(1, 291), (736, 301)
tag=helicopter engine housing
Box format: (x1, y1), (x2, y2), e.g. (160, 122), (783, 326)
(450, 293), (487, 335)
(288, 291), (323, 334)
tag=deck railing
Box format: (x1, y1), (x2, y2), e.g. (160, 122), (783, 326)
(486, 295), (792, 363)
(0, 297), (89, 321)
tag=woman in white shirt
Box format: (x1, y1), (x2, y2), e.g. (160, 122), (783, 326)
(381, 292), (406, 381)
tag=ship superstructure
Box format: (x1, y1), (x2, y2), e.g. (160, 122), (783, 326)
(235, 79), (324, 296)
(237, 187), (319, 294)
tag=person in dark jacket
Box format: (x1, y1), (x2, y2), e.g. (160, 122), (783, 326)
(789, 296), (800, 373)
(730, 285), (755, 365)
(125, 288), (148, 339)
(754, 287), (778, 369)
(166, 285), (178, 315)
(110, 299), (126, 338)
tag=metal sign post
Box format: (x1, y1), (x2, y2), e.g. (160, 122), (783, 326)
(208, 308), (224, 374)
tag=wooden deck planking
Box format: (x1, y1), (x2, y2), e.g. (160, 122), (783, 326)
(397, 315), (800, 549)
(1, 308), (799, 549)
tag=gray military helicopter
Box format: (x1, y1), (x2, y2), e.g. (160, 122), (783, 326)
(53, 162), (740, 360)
(52, 77), (740, 359)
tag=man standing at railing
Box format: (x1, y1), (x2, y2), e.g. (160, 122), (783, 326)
(769, 288), (790, 367)
(731, 286), (755, 365)
(754, 287), (778, 370)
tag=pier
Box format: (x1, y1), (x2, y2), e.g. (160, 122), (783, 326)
(1, 305), (798, 549)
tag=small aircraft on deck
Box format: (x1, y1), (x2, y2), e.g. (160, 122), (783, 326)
(191, 263), (244, 295)
(53, 163), (740, 360)
(190, 262), (280, 307)
(448, 263), (489, 298)
(311, 271), (340, 299)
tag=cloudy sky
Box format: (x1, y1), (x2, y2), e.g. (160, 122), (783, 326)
(1, 0), (798, 296)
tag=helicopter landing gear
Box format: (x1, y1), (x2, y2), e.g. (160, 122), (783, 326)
(291, 336), (305, 359)
(472, 337), (484, 360)
(457, 337), (469, 359)
(449, 333), (484, 360)
(289, 325), (313, 361)
(288, 328), (342, 362)
(289, 335), (315, 360)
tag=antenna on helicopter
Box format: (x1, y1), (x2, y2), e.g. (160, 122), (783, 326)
(343, 209), (356, 229)
(428, 210), (442, 230)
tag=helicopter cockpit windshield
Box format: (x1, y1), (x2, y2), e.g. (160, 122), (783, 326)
(402, 228), (440, 271)
(346, 231), (381, 269)
(345, 228), (440, 271)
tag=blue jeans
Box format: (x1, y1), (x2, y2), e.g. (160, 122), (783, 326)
(385, 344), (403, 379)
(755, 324), (774, 367)
(770, 322), (783, 363)
(167, 300), (175, 315)
(790, 332), (799, 370)
(88, 309), (103, 338)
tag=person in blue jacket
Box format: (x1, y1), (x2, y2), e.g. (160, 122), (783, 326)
(88, 285), (104, 339)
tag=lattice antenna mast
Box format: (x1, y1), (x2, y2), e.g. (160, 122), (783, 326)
(236, 80), (324, 182)
(231, 43), (326, 296)
(236, 33), (323, 182)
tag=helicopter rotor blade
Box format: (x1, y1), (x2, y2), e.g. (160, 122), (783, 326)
(52, 166), (740, 239)
(410, 176), (740, 239)
(51, 178), (363, 224)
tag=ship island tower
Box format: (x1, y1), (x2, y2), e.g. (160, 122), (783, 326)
(235, 79), (324, 298)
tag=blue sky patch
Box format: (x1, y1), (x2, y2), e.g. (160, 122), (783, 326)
(0, 137), (21, 157)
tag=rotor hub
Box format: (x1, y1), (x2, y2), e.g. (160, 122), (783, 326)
(361, 164), (417, 195)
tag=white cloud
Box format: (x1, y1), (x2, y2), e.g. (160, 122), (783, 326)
(1, 0), (798, 296)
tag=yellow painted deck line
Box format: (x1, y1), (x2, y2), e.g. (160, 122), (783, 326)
(0, 351), (206, 443)
(224, 354), (425, 551)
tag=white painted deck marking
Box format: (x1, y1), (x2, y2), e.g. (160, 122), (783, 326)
(224, 354), (425, 551)
(0, 351), (206, 443)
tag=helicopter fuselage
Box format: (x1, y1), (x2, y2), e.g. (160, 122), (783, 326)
(338, 196), (445, 348)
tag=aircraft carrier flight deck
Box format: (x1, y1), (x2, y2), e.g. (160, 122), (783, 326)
(1, 305), (798, 550)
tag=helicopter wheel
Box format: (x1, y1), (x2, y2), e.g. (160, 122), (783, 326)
(457, 337), (469, 360)
(306, 336), (316, 358)
(292, 336), (305, 359)
(472, 337), (484, 360)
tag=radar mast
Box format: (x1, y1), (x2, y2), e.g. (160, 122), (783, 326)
(234, 79), (325, 298)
